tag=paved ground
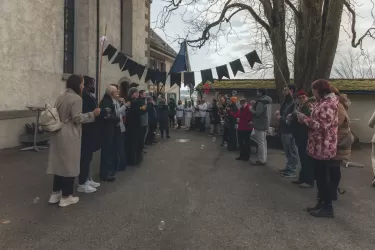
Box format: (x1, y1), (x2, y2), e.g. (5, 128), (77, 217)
(1, 130), (375, 250)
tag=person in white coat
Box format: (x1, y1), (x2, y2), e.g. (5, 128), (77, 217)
(184, 101), (194, 130)
(176, 100), (184, 129)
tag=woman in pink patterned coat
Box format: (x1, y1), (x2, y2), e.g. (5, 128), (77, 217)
(296, 79), (339, 218)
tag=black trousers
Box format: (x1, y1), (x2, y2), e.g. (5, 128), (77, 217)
(199, 118), (205, 132)
(128, 127), (143, 166)
(160, 128), (169, 138)
(100, 128), (116, 178)
(140, 126), (147, 150)
(169, 115), (175, 128)
(79, 147), (93, 185)
(194, 117), (200, 130)
(238, 130), (251, 160)
(53, 175), (75, 197)
(222, 127), (229, 143)
(329, 160), (342, 200)
(177, 118), (182, 129)
(313, 159), (341, 205)
(114, 128), (126, 171)
(227, 126), (237, 151)
(146, 122), (156, 144)
(296, 136), (314, 186)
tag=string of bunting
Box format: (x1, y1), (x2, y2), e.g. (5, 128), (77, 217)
(102, 43), (262, 88)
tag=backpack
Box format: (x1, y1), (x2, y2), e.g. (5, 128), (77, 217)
(39, 94), (71, 132)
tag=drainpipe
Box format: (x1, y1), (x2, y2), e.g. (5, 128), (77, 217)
(95, 0), (100, 100)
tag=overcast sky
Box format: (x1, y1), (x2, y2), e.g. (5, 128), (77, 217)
(151, 0), (375, 82)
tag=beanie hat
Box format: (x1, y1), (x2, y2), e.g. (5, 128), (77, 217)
(128, 87), (138, 99)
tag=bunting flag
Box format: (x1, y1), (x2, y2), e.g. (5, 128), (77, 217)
(245, 50), (262, 68)
(145, 68), (157, 83)
(111, 52), (127, 70)
(134, 63), (146, 80)
(170, 73), (182, 87)
(156, 70), (167, 85)
(122, 59), (137, 73)
(102, 44), (117, 61)
(184, 71), (195, 87)
(201, 69), (213, 84)
(229, 59), (245, 77)
(216, 64), (230, 80)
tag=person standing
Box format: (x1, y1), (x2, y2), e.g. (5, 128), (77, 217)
(250, 88), (272, 166)
(139, 90), (148, 153)
(184, 101), (194, 130)
(194, 100), (201, 130)
(78, 76), (103, 193)
(297, 79), (339, 218)
(98, 85), (119, 182)
(158, 100), (170, 139)
(230, 98), (253, 161)
(220, 96), (230, 147)
(146, 96), (157, 145)
(369, 106), (375, 187)
(168, 98), (177, 128)
(276, 84), (299, 178)
(210, 99), (221, 135)
(47, 74), (101, 207)
(290, 90), (315, 188)
(199, 99), (208, 132)
(176, 100), (184, 130)
(127, 87), (144, 166)
(226, 97), (238, 151)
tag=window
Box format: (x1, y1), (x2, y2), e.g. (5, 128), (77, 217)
(64, 0), (75, 74)
(121, 0), (133, 56)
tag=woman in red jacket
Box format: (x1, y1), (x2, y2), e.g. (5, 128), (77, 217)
(297, 79), (339, 218)
(230, 98), (253, 161)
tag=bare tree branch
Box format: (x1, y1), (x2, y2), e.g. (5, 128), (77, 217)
(285, 0), (301, 18)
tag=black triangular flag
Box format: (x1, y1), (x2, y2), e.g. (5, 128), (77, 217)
(183, 72), (195, 87)
(170, 73), (182, 87)
(229, 59), (245, 76)
(216, 65), (230, 80)
(111, 52), (127, 70)
(245, 50), (262, 68)
(122, 58), (137, 73)
(103, 44), (117, 61)
(156, 71), (167, 85)
(135, 64), (146, 80)
(201, 69), (213, 84)
(145, 68), (157, 83)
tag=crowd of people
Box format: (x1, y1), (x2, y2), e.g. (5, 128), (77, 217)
(46, 74), (373, 219)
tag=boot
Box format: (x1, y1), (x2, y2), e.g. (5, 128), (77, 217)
(306, 199), (322, 212)
(309, 204), (334, 218)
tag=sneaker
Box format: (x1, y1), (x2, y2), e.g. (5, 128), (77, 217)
(299, 183), (313, 188)
(59, 196), (79, 207)
(48, 192), (61, 204)
(77, 182), (97, 193)
(281, 172), (297, 178)
(88, 179), (100, 188)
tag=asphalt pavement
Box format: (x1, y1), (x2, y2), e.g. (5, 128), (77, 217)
(1, 130), (375, 250)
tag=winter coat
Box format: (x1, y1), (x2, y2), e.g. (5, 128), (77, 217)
(302, 93), (339, 160)
(250, 95), (272, 131)
(230, 104), (253, 131)
(333, 102), (352, 161)
(47, 89), (95, 177)
(279, 95), (295, 134)
(369, 109), (375, 143)
(147, 102), (157, 124)
(158, 105), (169, 130)
(168, 100), (177, 117)
(139, 97), (148, 127)
(210, 105), (221, 125)
(176, 104), (184, 118)
(290, 100), (314, 144)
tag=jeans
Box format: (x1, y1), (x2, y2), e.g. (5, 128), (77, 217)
(251, 129), (267, 163)
(238, 130), (251, 160)
(281, 133), (298, 174)
(79, 148), (93, 185)
(53, 175), (75, 197)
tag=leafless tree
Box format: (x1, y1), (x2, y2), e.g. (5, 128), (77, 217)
(155, 0), (375, 97)
(333, 49), (375, 78)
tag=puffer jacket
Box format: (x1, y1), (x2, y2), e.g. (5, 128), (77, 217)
(302, 93), (339, 160)
(333, 102), (351, 161)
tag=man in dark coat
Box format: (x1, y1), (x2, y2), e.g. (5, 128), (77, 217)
(127, 87), (144, 166)
(146, 96), (157, 145)
(138, 90), (148, 153)
(79, 76), (106, 192)
(98, 85), (119, 182)
(226, 97), (238, 151)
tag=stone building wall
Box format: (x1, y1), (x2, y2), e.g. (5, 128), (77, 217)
(0, 0), (150, 149)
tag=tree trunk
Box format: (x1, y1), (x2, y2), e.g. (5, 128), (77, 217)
(269, 0), (290, 101)
(316, 0), (345, 79)
(294, 0), (324, 91)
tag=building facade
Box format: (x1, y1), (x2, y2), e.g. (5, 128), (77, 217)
(0, 0), (151, 149)
(148, 29), (179, 102)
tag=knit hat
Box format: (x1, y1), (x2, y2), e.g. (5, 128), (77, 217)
(128, 87), (139, 99)
(297, 90), (308, 97)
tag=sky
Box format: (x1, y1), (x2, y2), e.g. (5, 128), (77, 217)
(150, 0), (375, 83)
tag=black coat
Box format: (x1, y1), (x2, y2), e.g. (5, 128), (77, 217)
(98, 94), (118, 149)
(158, 105), (169, 130)
(147, 102), (157, 124)
(81, 91), (106, 152)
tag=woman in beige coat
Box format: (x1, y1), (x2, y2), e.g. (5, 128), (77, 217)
(47, 75), (100, 207)
(368, 108), (375, 187)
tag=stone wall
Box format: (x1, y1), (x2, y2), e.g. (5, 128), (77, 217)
(0, 0), (150, 148)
